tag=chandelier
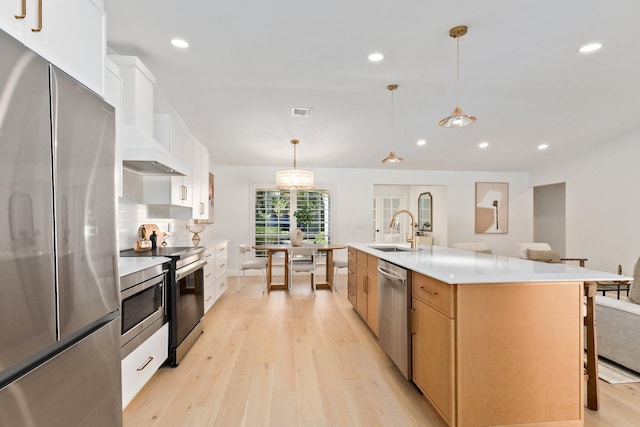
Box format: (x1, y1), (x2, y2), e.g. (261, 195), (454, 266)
(276, 139), (314, 189)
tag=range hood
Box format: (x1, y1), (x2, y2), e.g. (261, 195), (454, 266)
(121, 127), (186, 176)
(111, 55), (186, 176)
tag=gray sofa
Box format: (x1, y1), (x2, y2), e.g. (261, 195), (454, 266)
(596, 295), (640, 373)
(595, 258), (640, 373)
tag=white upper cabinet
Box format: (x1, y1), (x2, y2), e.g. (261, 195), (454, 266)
(0, 0), (105, 95)
(152, 114), (193, 207)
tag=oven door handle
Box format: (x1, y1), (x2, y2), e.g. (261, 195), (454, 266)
(175, 259), (207, 281)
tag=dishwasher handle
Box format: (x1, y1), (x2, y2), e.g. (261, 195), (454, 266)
(378, 266), (406, 283)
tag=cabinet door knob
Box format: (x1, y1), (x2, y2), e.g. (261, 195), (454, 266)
(31, 0), (42, 32)
(15, 0), (26, 19)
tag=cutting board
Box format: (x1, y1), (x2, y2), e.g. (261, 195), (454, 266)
(136, 224), (166, 248)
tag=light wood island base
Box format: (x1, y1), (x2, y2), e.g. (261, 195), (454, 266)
(412, 273), (585, 426)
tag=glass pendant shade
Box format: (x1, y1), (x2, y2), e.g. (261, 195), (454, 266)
(382, 84), (403, 163)
(276, 139), (314, 189)
(382, 151), (403, 163)
(439, 25), (476, 128)
(276, 168), (314, 189)
(438, 105), (477, 128)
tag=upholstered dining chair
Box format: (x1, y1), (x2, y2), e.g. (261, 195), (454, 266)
(332, 259), (348, 290)
(516, 242), (587, 267)
(287, 246), (318, 294)
(453, 242), (492, 254)
(238, 244), (268, 293)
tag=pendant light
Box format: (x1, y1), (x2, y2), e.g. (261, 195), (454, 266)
(439, 25), (477, 128)
(276, 139), (314, 189)
(382, 84), (403, 163)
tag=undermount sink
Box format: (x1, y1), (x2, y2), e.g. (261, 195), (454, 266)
(368, 245), (413, 253)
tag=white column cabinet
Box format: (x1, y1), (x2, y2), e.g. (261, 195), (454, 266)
(204, 239), (228, 312)
(0, 0), (105, 95)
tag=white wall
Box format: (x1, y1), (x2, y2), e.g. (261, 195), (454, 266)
(205, 166), (532, 272)
(530, 127), (640, 273)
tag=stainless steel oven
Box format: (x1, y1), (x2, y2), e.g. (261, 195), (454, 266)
(171, 249), (207, 366)
(120, 263), (168, 359)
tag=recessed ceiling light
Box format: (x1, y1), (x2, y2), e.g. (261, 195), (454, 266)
(478, 141), (489, 149)
(171, 38), (189, 48)
(368, 52), (384, 62)
(417, 139), (427, 146)
(578, 42), (602, 54)
(537, 143), (549, 150)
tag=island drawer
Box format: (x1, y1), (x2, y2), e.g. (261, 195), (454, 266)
(412, 272), (455, 318)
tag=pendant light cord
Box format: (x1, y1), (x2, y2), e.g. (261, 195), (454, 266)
(456, 35), (460, 108)
(293, 143), (297, 168)
(390, 87), (395, 149)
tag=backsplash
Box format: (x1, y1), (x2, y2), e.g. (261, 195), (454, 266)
(118, 170), (214, 251)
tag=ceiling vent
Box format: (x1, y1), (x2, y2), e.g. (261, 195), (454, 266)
(291, 107), (313, 117)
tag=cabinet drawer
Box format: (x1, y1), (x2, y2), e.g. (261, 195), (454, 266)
(412, 273), (455, 318)
(204, 264), (215, 285)
(367, 254), (378, 270)
(348, 246), (356, 258)
(215, 255), (227, 272)
(121, 323), (168, 409)
(356, 249), (368, 265)
(204, 280), (216, 313)
(216, 273), (228, 296)
(215, 242), (227, 257)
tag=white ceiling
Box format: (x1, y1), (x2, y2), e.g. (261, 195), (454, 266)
(105, 0), (640, 172)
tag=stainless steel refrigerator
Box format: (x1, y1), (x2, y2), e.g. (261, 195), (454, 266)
(0, 29), (122, 426)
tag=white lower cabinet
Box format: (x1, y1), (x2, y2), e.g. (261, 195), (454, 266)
(204, 247), (216, 312)
(204, 239), (228, 313)
(121, 323), (168, 409)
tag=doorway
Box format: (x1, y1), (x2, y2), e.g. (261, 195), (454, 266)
(533, 183), (566, 256)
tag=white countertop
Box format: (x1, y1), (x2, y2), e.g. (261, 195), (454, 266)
(349, 243), (633, 285)
(118, 256), (171, 277)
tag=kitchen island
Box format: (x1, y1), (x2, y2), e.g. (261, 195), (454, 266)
(348, 243), (630, 427)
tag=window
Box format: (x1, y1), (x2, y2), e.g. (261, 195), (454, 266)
(255, 188), (332, 250)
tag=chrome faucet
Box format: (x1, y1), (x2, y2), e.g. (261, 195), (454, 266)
(389, 209), (417, 249)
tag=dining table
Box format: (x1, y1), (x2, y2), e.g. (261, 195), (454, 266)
(253, 243), (347, 292)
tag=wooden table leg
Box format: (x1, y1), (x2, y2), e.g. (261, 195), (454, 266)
(284, 250), (289, 290)
(326, 250), (334, 291)
(584, 281), (599, 411)
(266, 251), (273, 293)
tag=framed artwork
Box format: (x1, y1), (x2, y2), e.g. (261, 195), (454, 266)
(475, 182), (508, 234)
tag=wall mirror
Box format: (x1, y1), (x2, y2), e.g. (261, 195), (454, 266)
(417, 192), (432, 234)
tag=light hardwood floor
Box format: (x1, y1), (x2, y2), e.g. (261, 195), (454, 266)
(124, 275), (640, 427)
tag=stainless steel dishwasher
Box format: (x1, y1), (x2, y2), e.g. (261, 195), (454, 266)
(378, 259), (412, 380)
